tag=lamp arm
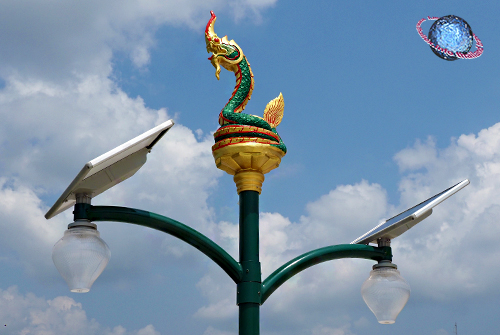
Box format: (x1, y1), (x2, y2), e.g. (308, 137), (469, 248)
(260, 244), (392, 304)
(74, 204), (243, 283)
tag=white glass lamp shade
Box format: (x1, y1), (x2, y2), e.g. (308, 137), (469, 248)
(52, 225), (110, 293)
(361, 263), (410, 324)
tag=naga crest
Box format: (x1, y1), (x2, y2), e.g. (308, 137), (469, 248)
(206, 11), (286, 185)
(205, 11), (244, 80)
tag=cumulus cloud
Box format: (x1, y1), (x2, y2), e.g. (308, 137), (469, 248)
(193, 121), (500, 334)
(0, 0), (279, 192)
(0, 178), (67, 278)
(194, 180), (389, 334)
(0, 0), (279, 257)
(0, 286), (159, 335)
(10, 115), (500, 334)
(203, 326), (237, 335)
(0, 2), (278, 323)
(2, 0), (499, 334)
(0, 0), (278, 82)
(310, 324), (355, 335)
(392, 123), (500, 300)
(0, 74), (165, 193)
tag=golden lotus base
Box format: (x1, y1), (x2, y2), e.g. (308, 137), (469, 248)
(212, 142), (285, 194)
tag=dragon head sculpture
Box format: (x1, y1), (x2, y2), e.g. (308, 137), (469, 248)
(205, 11), (243, 79)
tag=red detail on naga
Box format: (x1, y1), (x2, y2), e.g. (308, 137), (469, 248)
(206, 11), (217, 38)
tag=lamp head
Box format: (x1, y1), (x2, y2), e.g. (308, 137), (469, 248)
(361, 260), (410, 324)
(52, 220), (110, 293)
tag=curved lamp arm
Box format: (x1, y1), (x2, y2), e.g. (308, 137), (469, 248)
(261, 244), (392, 304)
(74, 203), (243, 283)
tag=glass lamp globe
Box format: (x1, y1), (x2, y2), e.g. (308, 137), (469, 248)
(361, 261), (410, 324)
(52, 222), (110, 293)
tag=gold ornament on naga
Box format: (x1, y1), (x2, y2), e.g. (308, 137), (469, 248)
(205, 11), (286, 194)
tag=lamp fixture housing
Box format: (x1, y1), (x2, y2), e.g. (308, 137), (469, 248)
(52, 220), (110, 293)
(361, 261), (410, 324)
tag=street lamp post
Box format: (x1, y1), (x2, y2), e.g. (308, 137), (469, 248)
(46, 11), (469, 335)
(51, 194), (396, 334)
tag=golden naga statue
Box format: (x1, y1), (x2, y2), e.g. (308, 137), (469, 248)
(205, 11), (286, 193)
(205, 11), (286, 154)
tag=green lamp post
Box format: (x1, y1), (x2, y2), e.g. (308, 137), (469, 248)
(46, 11), (469, 335)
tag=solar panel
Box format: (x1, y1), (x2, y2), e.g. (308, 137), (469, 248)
(45, 119), (174, 219)
(351, 179), (469, 245)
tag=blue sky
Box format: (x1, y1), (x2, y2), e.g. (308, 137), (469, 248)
(0, 0), (499, 334)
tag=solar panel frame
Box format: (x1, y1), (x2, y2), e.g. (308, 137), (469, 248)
(45, 119), (174, 219)
(351, 179), (469, 245)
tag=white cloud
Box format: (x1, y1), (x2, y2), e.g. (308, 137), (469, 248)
(131, 44), (152, 69)
(7, 95), (500, 333)
(0, 70), (225, 294)
(0, 178), (66, 278)
(0, 74), (164, 194)
(0, 0), (278, 82)
(1, 0), (499, 333)
(392, 122), (500, 301)
(0, 1), (270, 325)
(10, 115), (500, 334)
(203, 326), (236, 335)
(299, 180), (388, 247)
(195, 181), (390, 333)
(394, 136), (437, 172)
(193, 121), (500, 333)
(0, 286), (159, 335)
(0, 0), (277, 260)
(195, 296), (236, 320)
(229, 0), (278, 21)
(311, 324), (355, 335)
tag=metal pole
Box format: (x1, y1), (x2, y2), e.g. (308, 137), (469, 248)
(77, 203), (243, 283)
(261, 244), (391, 303)
(238, 190), (261, 335)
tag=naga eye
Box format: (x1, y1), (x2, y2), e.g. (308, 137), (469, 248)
(214, 38), (219, 42)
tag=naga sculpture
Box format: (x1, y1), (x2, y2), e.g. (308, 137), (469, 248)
(205, 11), (287, 158)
